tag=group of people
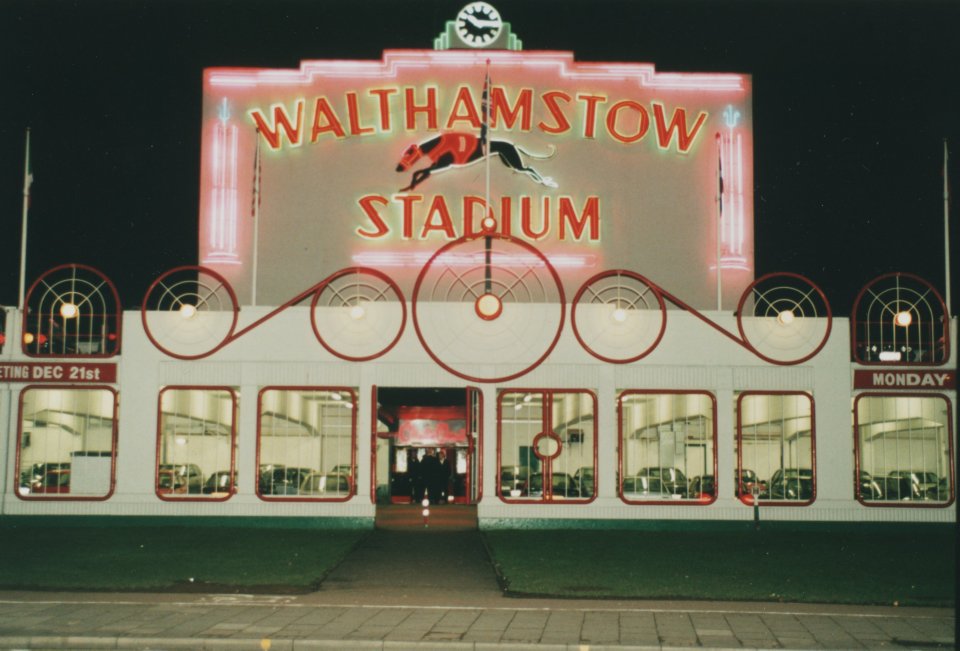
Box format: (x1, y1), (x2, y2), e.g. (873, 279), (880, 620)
(407, 447), (453, 504)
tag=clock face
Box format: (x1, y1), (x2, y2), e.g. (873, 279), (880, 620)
(456, 2), (503, 47)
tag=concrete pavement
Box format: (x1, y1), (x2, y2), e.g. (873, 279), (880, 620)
(0, 527), (954, 650)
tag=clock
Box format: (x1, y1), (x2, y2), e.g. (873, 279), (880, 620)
(456, 2), (503, 48)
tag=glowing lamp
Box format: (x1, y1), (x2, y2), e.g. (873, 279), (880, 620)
(38, 334), (47, 345)
(422, 508), (430, 517)
(475, 293), (502, 320)
(59, 302), (79, 319)
(481, 216), (497, 231)
(894, 311), (912, 327)
(777, 309), (795, 325)
(612, 307), (628, 323)
(0, 333), (5, 345)
(349, 303), (366, 320)
(175, 436), (187, 445)
(23, 332), (34, 345)
(523, 393), (533, 403)
(421, 498), (430, 508)
(878, 350), (902, 362)
(179, 303), (197, 319)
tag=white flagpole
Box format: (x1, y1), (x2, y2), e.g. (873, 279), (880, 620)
(716, 132), (723, 312)
(251, 129), (262, 307)
(944, 139), (951, 315)
(18, 128), (32, 310)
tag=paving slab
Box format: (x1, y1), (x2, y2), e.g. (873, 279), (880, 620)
(0, 527), (954, 650)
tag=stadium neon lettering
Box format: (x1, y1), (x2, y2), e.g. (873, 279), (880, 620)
(248, 86), (707, 153)
(355, 194), (601, 242)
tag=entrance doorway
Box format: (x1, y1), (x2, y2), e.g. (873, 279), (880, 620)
(372, 387), (482, 506)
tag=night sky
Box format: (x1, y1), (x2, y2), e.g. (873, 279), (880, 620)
(1, 0), (957, 315)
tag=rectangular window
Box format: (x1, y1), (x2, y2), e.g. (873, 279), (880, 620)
(16, 386), (117, 500)
(618, 391), (717, 504)
(157, 387), (237, 500)
(737, 392), (815, 505)
(257, 387), (356, 500)
(855, 394), (954, 506)
(498, 390), (596, 502)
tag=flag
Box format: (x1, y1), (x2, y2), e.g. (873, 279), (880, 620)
(480, 63), (490, 151)
(251, 128), (262, 219)
(716, 132), (724, 218)
(23, 127), (33, 205)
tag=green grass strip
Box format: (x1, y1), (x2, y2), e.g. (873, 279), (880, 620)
(483, 529), (956, 606)
(0, 526), (369, 591)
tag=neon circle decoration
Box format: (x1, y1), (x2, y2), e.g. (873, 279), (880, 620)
(851, 272), (950, 365)
(22, 263), (122, 358)
(736, 272), (832, 365)
(141, 266), (239, 360)
(532, 431), (563, 461)
(571, 270), (668, 364)
(310, 267), (406, 362)
(412, 234), (565, 383)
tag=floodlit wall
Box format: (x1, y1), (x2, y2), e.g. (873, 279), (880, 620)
(0, 305), (954, 523)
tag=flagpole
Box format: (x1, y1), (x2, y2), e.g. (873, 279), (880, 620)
(716, 132), (723, 312)
(482, 61), (492, 293)
(251, 129), (262, 307)
(944, 139), (951, 315)
(18, 128), (32, 310)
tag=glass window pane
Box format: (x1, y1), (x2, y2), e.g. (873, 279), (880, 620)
(17, 387), (117, 499)
(257, 388), (356, 500)
(856, 395), (954, 505)
(737, 392), (814, 504)
(157, 387), (237, 499)
(498, 390), (595, 502)
(619, 392), (716, 503)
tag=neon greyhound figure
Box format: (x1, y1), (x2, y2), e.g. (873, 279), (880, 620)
(396, 131), (557, 192)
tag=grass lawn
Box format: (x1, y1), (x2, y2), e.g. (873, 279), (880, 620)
(483, 528), (956, 606)
(0, 525), (369, 592)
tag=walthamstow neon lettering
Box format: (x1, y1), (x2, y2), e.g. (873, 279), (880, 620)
(248, 86), (708, 153)
(356, 194), (600, 241)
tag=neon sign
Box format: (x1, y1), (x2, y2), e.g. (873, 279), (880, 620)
(199, 49), (754, 309)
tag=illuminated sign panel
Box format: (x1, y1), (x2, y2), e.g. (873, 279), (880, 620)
(199, 50), (753, 307)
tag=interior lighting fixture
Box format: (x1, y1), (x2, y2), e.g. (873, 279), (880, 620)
(894, 310), (912, 327)
(175, 437), (187, 445)
(179, 303), (197, 319)
(777, 309), (795, 325)
(59, 302), (79, 319)
(475, 293), (502, 320)
(523, 393), (533, 403)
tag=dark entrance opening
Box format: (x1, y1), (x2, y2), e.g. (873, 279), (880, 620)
(372, 387), (481, 506)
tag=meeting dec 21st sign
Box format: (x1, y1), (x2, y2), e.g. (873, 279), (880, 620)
(0, 362), (117, 384)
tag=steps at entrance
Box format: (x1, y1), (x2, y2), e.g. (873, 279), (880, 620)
(376, 504), (478, 530)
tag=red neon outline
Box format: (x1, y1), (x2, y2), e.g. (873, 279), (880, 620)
(474, 293), (503, 321)
(735, 272), (833, 366)
(852, 392), (955, 509)
(22, 264), (122, 359)
(850, 272), (951, 367)
(496, 389), (598, 505)
(141, 266), (240, 361)
(616, 390), (719, 506)
(532, 431), (563, 461)
(736, 391), (817, 507)
(412, 235), (566, 384)
(571, 270), (668, 364)
(13, 385), (119, 502)
(255, 386), (358, 503)
(155, 386), (239, 503)
(309, 267), (407, 362)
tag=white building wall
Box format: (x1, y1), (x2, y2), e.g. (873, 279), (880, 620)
(0, 305), (955, 524)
